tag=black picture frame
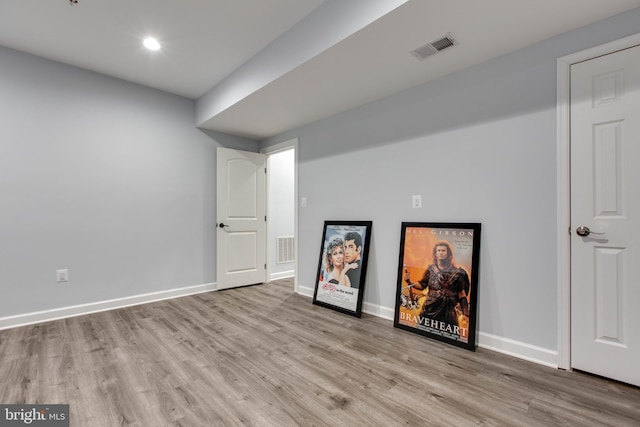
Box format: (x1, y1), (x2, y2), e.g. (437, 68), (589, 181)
(312, 221), (372, 317)
(394, 222), (481, 351)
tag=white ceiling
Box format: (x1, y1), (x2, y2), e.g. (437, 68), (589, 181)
(2, 0), (639, 140)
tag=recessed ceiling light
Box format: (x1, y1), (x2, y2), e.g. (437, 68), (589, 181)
(143, 37), (161, 51)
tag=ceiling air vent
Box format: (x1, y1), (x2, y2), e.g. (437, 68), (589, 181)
(410, 35), (455, 60)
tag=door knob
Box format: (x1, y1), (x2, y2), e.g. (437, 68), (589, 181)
(575, 226), (605, 237)
(218, 223), (229, 229)
(576, 226), (591, 236)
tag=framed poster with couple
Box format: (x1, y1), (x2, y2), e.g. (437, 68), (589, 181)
(313, 221), (372, 317)
(394, 222), (481, 351)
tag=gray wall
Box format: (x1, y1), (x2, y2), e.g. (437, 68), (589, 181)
(0, 46), (256, 318)
(261, 8), (640, 352)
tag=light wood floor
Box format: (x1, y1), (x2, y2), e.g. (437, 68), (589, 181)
(1, 278), (639, 426)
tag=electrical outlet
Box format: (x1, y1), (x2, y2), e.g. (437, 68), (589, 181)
(56, 269), (69, 282)
(412, 195), (422, 209)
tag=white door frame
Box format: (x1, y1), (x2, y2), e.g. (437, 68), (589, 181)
(261, 138), (299, 293)
(556, 32), (640, 371)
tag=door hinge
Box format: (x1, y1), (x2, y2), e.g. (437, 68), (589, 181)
(265, 216), (267, 221)
(264, 263), (267, 269)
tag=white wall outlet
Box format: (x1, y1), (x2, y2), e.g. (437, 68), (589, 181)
(56, 269), (69, 282)
(301, 196), (307, 208)
(412, 195), (422, 209)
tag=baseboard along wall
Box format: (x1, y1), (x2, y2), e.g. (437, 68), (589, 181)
(0, 282), (217, 331)
(296, 285), (558, 368)
(1, 281), (558, 369)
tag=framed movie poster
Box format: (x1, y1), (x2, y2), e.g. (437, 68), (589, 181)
(313, 221), (372, 317)
(394, 222), (481, 351)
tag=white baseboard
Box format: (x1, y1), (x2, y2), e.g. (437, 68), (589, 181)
(294, 288), (557, 369)
(270, 270), (295, 281)
(297, 285), (314, 298)
(362, 301), (395, 320)
(478, 332), (558, 368)
(296, 288), (395, 320)
(0, 282), (217, 331)
(10, 282), (557, 370)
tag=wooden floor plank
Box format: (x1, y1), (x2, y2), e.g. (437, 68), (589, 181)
(1, 278), (639, 426)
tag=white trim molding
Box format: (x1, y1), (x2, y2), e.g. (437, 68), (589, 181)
(297, 285), (315, 299)
(478, 332), (557, 369)
(270, 270), (295, 281)
(556, 32), (640, 371)
(362, 302), (395, 321)
(295, 288), (559, 369)
(296, 288), (394, 321)
(3, 278), (557, 371)
(0, 282), (217, 331)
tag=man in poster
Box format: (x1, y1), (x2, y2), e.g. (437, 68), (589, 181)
(404, 241), (470, 335)
(343, 231), (363, 289)
(314, 222), (371, 317)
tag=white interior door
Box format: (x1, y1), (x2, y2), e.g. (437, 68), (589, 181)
(570, 44), (640, 387)
(216, 147), (266, 290)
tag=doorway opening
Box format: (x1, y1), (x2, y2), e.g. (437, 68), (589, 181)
(263, 138), (298, 292)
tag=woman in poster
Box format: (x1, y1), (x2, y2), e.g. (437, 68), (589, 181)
(314, 221), (371, 317)
(323, 236), (353, 287)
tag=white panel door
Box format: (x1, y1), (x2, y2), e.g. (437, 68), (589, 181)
(216, 147), (266, 290)
(570, 44), (640, 387)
